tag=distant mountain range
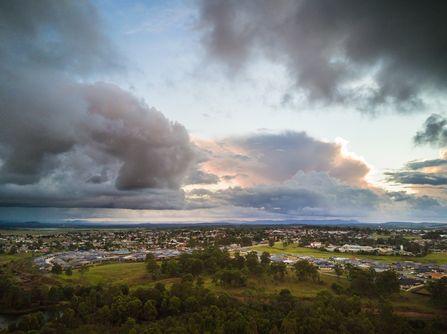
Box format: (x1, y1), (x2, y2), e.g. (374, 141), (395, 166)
(0, 219), (446, 230)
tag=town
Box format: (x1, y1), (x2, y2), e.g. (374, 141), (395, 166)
(2, 225), (447, 290)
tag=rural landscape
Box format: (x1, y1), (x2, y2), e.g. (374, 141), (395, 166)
(2, 0), (447, 333)
(1, 223), (447, 333)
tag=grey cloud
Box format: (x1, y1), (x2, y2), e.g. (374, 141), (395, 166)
(386, 191), (447, 217)
(198, 0), (447, 110)
(0, 1), (200, 209)
(184, 169), (220, 185)
(82, 83), (197, 190)
(0, 0), (121, 75)
(414, 114), (447, 147)
(217, 186), (322, 214)
(191, 172), (380, 217)
(388, 191), (442, 209)
(385, 171), (447, 186)
(406, 159), (447, 170)
(0, 80), (197, 191)
(0, 184), (186, 210)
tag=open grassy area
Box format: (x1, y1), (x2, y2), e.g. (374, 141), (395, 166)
(0, 253), (32, 265)
(56, 262), (179, 290)
(58, 262), (151, 286)
(204, 270), (344, 300)
(250, 243), (447, 264)
(391, 291), (437, 315)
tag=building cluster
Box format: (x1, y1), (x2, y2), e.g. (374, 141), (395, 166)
(265, 226), (447, 256)
(0, 228), (233, 254)
(2, 225), (447, 290)
(246, 245), (447, 290)
(308, 242), (412, 256)
(34, 248), (185, 271)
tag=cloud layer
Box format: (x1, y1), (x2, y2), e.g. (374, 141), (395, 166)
(198, 0), (447, 110)
(0, 0), (199, 209)
(198, 131), (369, 187)
(1, 1), (447, 222)
(414, 114), (447, 147)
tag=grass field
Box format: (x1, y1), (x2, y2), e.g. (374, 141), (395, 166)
(0, 253), (31, 265)
(56, 262), (179, 290)
(58, 262), (151, 286)
(249, 243), (447, 264)
(204, 270), (344, 300)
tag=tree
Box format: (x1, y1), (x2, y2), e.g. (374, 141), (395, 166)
(281, 317), (296, 334)
(16, 312), (45, 331)
(260, 251), (271, 266)
(334, 263), (343, 278)
(347, 268), (376, 297)
(245, 251), (262, 275)
(168, 296), (181, 315)
(196, 276), (204, 288)
(217, 269), (247, 287)
(184, 296), (199, 312)
(331, 282), (344, 294)
(269, 325), (280, 334)
(293, 260), (319, 282)
(51, 263), (62, 274)
(62, 307), (78, 328)
(232, 252), (245, 269)
(48, 286), (63, 302)
(268, 238), (275, 247)
(79, 266), (89, 276)
(270, 262), (287, 281)
(96, 305), (112, 324)
(161, 259), (179, 277)
(142, 300), (158, 321)
(146, 253), (161, 279)
(428, 277), (447, 309)
(375, 270), (400, 296)
(64, 267), (73, 276)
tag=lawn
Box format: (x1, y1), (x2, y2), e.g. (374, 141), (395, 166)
(250, 243), (447, 264)
(57, 262), (182, 290)
(58, 262), (151, 286)
(0, 253), (31, 265)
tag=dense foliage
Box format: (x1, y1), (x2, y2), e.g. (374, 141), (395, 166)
(0, 247), (446, 333)
(3, 280), (447, 334)
(428, 277), (447, 309)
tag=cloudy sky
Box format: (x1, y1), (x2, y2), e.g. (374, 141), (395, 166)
(1, 0), (447, 223)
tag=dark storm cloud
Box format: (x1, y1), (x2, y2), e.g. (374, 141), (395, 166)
(385, 171), (447, 186)
(0, 0), (121, 74)
(0, 80), (198, 205)
(406, 159), (447, 170)
(198, 0), (447, 110)
(0, 1), (200, 209)
(387, 117), (447, 187)
(414, 114), (447, 146)
(0, 185), (186, 210)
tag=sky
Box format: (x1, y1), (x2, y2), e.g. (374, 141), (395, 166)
(1, 0), (447, 223)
